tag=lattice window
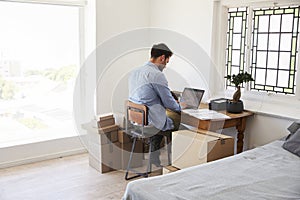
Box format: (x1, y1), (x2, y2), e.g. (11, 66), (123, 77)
(225, 6), (300, 95)
(226, 7), (248, 88)
(251, 6), (299, 94)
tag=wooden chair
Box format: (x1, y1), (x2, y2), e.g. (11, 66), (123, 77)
(125, 101), (171, 180)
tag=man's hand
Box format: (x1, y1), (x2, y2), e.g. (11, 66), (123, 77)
(180, 101), (187, 109)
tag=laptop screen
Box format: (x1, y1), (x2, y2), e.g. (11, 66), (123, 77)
(180, 88), (205, 109)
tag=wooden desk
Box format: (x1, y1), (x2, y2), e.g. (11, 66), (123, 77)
(181, 107), (253, 154)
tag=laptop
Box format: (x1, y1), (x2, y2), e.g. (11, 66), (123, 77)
(180, 87), (205, 109)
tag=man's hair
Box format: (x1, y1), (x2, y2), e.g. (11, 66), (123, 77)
(150, 43), (173, 59)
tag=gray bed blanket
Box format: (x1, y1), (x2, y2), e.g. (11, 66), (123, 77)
(122, 140), (300, 200)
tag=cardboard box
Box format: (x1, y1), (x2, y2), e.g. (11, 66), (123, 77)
(101, 142), (121, 172)
(89, 141), (121, 173)
(89, 153), (118, 173)
(98, 114), (115, 128)
(163, 165), (180, 175)
(118, 130), (132, 144)
(172, 130), (234, 169)
(116, 140), (143, 170)
(98, 125), (119, 144)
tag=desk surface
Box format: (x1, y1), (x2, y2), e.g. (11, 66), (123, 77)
(199, 103), (253, 119)
(181, 104), (254, 153)
(181, 110), (252, 130)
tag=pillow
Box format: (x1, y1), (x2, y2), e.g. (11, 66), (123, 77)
(287, 120), (300, 134)
(280, 121), (300, 141)
(282, 128), (300, 157)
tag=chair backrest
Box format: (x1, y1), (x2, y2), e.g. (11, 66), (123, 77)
(126, 101), (148, 126)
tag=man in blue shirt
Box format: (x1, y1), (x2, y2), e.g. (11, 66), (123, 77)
(128, 43), (185, 166)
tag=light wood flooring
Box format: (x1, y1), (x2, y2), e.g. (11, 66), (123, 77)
(0, 153), (162, 200)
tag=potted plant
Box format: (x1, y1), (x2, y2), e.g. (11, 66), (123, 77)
(225, 72), (254, 113)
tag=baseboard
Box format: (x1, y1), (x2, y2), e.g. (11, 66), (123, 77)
(0, 148), (87, 169)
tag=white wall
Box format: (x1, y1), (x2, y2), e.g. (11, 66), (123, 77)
(95, 0), (150, 115)
(246, 115), (293, 148)
(95, 0), (151, 44)
(149, 0), (213, 54)
(149, 0), (216, 99)
(94, 0), (215, 115)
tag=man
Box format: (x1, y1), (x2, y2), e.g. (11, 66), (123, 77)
(128, 43), (185, 166)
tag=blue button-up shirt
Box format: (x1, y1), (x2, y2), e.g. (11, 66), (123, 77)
(128, 61), (181, 131)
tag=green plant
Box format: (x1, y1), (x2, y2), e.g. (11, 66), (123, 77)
(225, 72), (254, 102)
(225, 72), (254, 87)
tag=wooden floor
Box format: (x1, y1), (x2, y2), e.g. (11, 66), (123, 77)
(0, 153), (160, 200)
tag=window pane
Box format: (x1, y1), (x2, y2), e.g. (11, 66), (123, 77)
(280, 33), (292, 51)
(278, 70), (289, 87)
(232, 66), (240, 75)
(270, 15), (281, 32)
(257, 34), (268, 50)
(0, 2), (80, 147)
(279, 52), (291, 70)
(266, 69), (277, 85)
(256, 51), (267, 68)
(281, 14), (294, 32)
(267, 52), (278, 69)
(268, 34), (280, 51)
(232, 34), (242, 49)
(255, 69), (266, 85)
(258, 15), (269, 32)
(233, 17), (243, 33)
(232, 50), (241, 66)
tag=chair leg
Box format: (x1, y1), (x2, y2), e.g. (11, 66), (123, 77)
(147, 149), (152, 174)
(125, 137), (150, 180)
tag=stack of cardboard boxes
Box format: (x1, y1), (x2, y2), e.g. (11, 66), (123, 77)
(89, 114), (143, 173)
(90, 114), (234, 175)
(88, 114), (119, 173)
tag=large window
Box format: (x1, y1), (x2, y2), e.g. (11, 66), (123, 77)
(225, 5), (299, 95)
(0, 1), (81, 147)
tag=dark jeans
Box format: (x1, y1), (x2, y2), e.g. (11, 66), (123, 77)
(150, 110), (181, 166)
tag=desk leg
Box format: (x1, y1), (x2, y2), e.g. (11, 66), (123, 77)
(236, 117), (246, 154)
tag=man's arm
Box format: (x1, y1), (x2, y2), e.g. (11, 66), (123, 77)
(152, 73), (181, 112)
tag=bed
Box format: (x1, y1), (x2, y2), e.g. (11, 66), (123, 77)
(122, 140), (300, 200)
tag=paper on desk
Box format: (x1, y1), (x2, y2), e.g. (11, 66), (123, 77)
(182, 109), (230, 120)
